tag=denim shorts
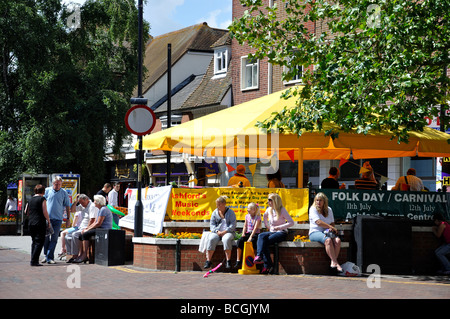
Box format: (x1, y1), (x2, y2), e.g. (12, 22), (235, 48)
(65, 226), (79, 234)
(309, 231), (327, 244)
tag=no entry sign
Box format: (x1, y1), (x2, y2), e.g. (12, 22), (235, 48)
(125, 104), (156, 136)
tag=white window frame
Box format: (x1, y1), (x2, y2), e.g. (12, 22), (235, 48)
(160, 114), (182, 129)
(240, 56), (259, 91)
(214, 47), (229, 76)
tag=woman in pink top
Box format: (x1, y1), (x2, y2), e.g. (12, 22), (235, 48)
(432, 213), (450, 275)
(254, 193), (294, 274)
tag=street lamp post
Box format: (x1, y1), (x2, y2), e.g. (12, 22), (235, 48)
(134, 0), (144, 237)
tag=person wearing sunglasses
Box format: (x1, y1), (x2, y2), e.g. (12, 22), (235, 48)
(253, 193), (294, 274)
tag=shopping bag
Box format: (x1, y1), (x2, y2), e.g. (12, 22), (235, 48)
(339, 262), (361, 277)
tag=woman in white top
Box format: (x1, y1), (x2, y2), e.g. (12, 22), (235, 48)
(309, 192), (342, 273)
(5, 195), (17, 216)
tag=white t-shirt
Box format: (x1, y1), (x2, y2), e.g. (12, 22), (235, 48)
(77, 201), (99, 229)
(5, 198), (17, 211)
(108, 189), (119, 206)
(308, 205), (334, 235)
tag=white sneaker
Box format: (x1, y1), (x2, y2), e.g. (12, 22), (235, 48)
(40, 258), (47, 264)
(47, 260), (56, 264)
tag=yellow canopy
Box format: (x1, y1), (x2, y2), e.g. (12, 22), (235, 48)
(140, 88), (450, 185)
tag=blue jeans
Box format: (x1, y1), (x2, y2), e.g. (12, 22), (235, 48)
(43, 219), (62, 261)
(256, 231), (287, 268)
(435, 243), (450, 271)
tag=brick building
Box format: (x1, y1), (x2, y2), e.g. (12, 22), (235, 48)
(230, 0), (442, 190)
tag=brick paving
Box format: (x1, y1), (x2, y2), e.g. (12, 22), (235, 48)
(1, 235), (449, 313)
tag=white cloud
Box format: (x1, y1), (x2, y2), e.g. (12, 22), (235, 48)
(145, 0), (185, 36)
(196, 5), (232, 30)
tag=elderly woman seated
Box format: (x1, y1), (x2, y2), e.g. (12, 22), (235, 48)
(73, 195), (113, 263)
(204, 195), (236, 269)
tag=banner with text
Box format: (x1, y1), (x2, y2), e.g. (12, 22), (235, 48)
(321, 189), (450, 222)
(119, 185), (172, 234)
(168, 187), (309, 221)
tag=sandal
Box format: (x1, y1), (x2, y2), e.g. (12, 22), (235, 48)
(260, 267), (273, 275)
(253, 256), (263, 264)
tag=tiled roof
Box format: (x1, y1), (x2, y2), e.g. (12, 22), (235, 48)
(140, 23), (228, 96)
(211, 32), (232, 48)
(181, 52), (232, 110)
(153, 74), (204, 115)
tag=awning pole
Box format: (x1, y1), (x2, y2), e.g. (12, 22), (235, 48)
(298, 148), (303, 188)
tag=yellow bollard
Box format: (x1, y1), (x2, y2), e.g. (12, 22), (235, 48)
(238, 241), (260, 275)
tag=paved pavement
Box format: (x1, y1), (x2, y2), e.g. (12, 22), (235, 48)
(0, 235), (449, 312)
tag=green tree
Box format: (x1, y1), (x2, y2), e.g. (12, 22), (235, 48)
(230, 0), (449, 143)
(0, 0), (149, 194)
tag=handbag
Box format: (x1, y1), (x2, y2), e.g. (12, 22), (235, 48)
(400, 176), (410, 191)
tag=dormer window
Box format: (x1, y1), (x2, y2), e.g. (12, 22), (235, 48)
(214, 47), (229, 76)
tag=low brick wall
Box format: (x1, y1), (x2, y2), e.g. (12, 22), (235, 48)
(0, 223), (18, 235)
(410, 227), (443, 274)
(132, 237), (349, 275)
(129, 224), (446, 275)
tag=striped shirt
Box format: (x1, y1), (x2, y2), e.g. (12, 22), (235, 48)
(354, 178), (379, 190)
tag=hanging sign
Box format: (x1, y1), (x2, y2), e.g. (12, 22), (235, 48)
(125, 104), (156, 136)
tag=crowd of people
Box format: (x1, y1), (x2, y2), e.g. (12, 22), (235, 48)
(25, 177), (121, 266)
(22, 168), (449, 276)
(202, 192), (344, 275)
(320, 161), (427, 191)
(203, 161), (449, 275)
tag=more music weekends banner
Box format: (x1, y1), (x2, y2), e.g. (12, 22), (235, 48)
(120, 185), (172, 234)
(168, 187), (309, 221)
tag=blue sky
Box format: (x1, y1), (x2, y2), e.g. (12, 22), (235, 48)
(144, 0), (232, 36)
(64, 0), (232, 37)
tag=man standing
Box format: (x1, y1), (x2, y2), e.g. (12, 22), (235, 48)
(320, 167), (340, 189)
(355, 169), (379, 190)
(108, 182), (120, 225)
(108, 182), (120, 207)
(43, 176), (71, 264)
(96, 183), (112, 203)
(391, 168), (425, 191)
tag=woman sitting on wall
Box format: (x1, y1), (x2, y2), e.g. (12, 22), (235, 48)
(308, 192), (342, 274)
(253, 193), (294, 274)
(204, 196), (236, 269)
(432, 213), (450, 275)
